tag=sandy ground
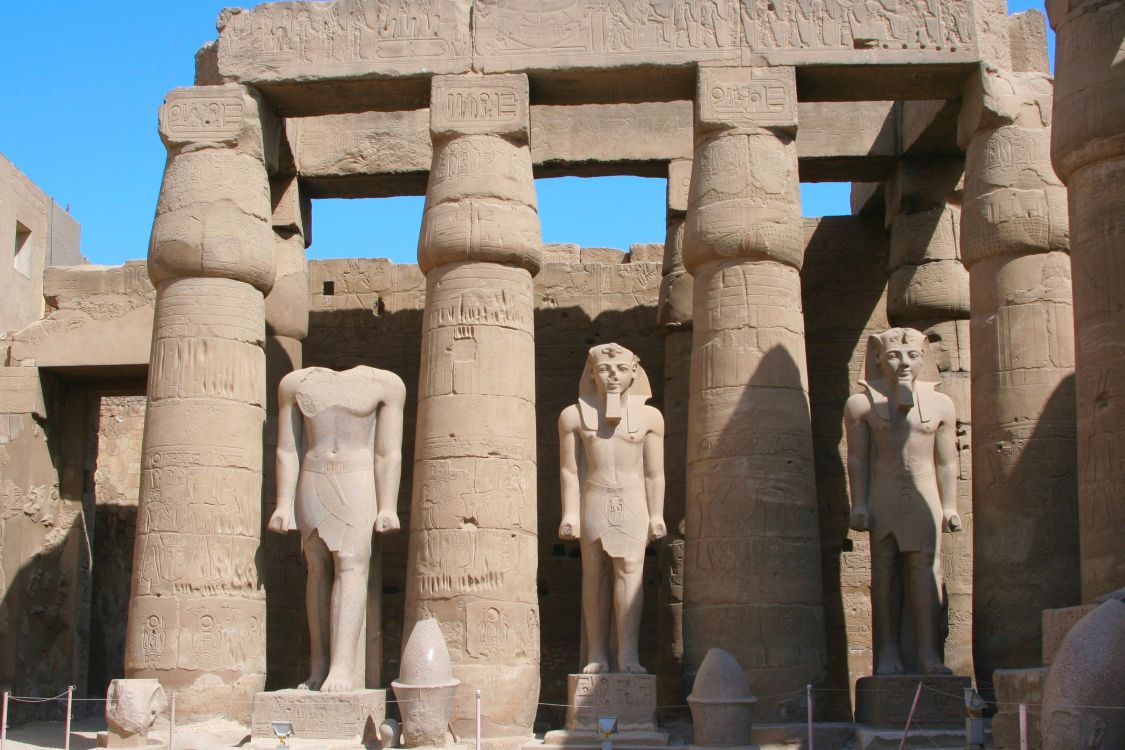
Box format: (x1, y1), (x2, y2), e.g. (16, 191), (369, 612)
(0, 717), (253, 750)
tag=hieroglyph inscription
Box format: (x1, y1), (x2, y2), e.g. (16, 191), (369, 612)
(160, 90), (244, 142)
(698, 67), (797, 129)
(474, 0), (740, 67)
(220, 0), (471, 76)
(740, 0), (975, 53)
(431, 78), (528, 137)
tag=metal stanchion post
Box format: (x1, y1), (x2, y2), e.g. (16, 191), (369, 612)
(1019, 703), (1028, 750)
(806, 684), (813, 750)
(64, 686), (74, 750)
(475, 689), (482, 750)
(898, 682), (923, 750)
(1, 691), (8, 750)
(170, 693), (176, 750)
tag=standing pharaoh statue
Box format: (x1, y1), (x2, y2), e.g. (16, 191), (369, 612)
(559, 344), (666, 674)
(269, 366), (406, 691)
(845, 328), (962, 675)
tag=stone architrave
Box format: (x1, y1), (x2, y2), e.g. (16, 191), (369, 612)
(958, 65), (1080, 678)
(883, 158), (974, 676)
(269, 366), (406, 692)
(656, 158), (692, 710)
(124, 84), (277, 722)
(558, 344), (666, 674)
(1047, 0), (1125, 603)
(845, 329), (963, 676)
(403, 73), (542, 748)
(682, 67), (826, 720)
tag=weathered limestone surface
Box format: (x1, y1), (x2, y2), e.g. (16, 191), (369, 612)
(1048, 0), (1125, 603)
(288, 100), (899, 197)
(682, 67), (826, 721)
(0, 153), (84, 334)
(992, 667), (1048, 750)
(958, 65), (1079, 678)
(802, 216), (889, 719)
(403, 73), (542, 748)
(124, 84), (277, 722)
(10, 263), (154, 369)
(1008, 10), (1050, 74)
(882, 158), (974, 677)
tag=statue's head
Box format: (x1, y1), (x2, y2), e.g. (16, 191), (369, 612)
(578, 343), (651, 429)
(586, 343), (640, 397)
(872, 327), (928, 384)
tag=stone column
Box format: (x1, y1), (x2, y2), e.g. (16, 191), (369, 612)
(883, 158), (975, 676)
(682, 67), (826, 720)
(404, 73), (541, 748)
(958, 65), (1079, 679)
(262, 175), (312, 689)
(1048, 0), (1125, 602)
(656, 158), (692, 710)
(124, 85), (277, 721)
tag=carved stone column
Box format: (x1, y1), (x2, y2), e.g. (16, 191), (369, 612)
(884, 158), (974, 676)
(404, 74), (541, 748)
(262, 175), (312, 689)
(1048, 0), (1125, 602)
(656, 158), (692, 711)
(958, 65), (1079, 679)
(682, 67), (826, 720)
(125, 85), (277, 721)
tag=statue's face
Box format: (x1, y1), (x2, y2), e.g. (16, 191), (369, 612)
(591, 354), (637, 396)
(880, 341), (925, 383)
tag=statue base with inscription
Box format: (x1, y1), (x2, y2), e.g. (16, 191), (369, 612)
(854, 675), (969, 728)
(538, 674), (669, 749)
(251, 689), (386, 743)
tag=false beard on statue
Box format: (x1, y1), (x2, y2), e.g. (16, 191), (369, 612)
(604, 392), (623, 422)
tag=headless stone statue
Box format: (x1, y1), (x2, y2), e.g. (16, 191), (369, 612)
(845, 328), (961, 675)
(559, 344), (666, 674)
(270, 365), (406, 692)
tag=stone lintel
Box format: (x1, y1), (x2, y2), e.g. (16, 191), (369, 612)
(696, 67), (797, 134)
(430, 74), (529, 141)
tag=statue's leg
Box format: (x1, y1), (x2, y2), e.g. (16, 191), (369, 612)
(906, 551), (950, 675)
(581, 541), (612, 674)
(871, 534), (905, 674)
(613, 555), (646, 673)
(321, 540), (373, 692)
(300, 532), (333, 690)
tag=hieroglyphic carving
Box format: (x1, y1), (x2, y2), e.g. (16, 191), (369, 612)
(159, 90), (245, 142)
(565, 673), (658, 731)
(473, 0), (740, 70)
(698, 66), (797, 129)
(218, 0), (472, 80)
(740, 0), (976, 54)
(431, 74), (528, 137)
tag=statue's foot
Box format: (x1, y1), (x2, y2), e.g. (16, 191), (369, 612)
(298, 677), (323, 691)
(921, 659), (952, 676)
(582, 661), (609, 674)
(875, 656), (905, 675)
(619, 661), (647, 674)
(320, 669), (354, 692)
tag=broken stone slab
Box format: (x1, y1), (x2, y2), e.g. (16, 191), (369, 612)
(251, 689), (387, 742)
(854, 675), (970, 728)
(1041, 603), (1096, 667)
(992, 668), (1047, 750)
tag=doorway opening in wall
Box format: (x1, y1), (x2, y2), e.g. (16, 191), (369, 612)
(800, 183), (853, 218)
(537, 176), (666, 254)
(13, 221), (32, 278)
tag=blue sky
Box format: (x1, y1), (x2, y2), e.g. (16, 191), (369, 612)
(2, 1), (1051, 267)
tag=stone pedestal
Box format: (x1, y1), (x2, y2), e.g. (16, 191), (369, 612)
(250, 689), (386, 742)
(854, 675), (969, 728)
(682, 66), (826, 723)
(992, 668), (1047, 750)
(540, 674), (668, 748)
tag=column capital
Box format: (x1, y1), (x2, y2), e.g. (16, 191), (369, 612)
(695, 66), (797, 137)
(159, 84), (280, 171)
(430, 73), (530, 143)
(957, 65), (1055, 150)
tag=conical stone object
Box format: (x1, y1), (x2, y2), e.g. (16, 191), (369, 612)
(393, 619), (460, 747)
(688, 648), (756, 747)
